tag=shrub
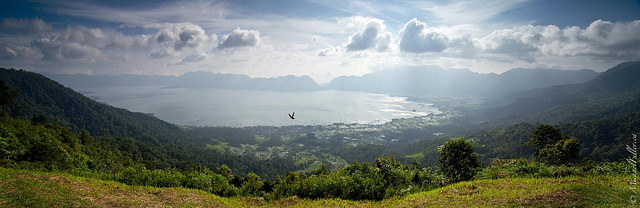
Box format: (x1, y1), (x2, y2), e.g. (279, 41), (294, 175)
(439, 138), (480, 182)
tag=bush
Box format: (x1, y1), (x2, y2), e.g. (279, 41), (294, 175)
(439, 138), (480, 182)
(526, 125), (580, 165)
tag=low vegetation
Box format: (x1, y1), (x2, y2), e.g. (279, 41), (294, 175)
(1, 167), (636, 207)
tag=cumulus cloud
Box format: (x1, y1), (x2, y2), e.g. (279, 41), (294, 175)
(30, 27), (109, 61)
(218, 28), (260, 49)
(476, 27), (538, 55)
(149, 23), (215, 59)
(398, 18), (448, 53)
(3, 21), (219, 63)
(1, 17), (52, 35)
(154, 23), (208, 51)
(0, 42), (40, 60)
(345, 19), (391, 52)
(318, 47), (341, 56)
(474, 19), (640, 60)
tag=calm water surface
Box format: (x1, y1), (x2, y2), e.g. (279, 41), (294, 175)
(80, 86), (440, 127)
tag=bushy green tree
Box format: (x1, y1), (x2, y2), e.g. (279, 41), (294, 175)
(439, 138), (480, 182)
(525, 124), (580, 165)
(241, 172), (263, 196)
(0, 80), (20, 116)
(314, 163), (329, 175)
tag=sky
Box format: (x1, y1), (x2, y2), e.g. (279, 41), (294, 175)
(0, 0), (639, 83)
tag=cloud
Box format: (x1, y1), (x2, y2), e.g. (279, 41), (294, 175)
(154, 23), (209, 51)
(473, 19), (640, 60)
(398, 18), (448, 53)
(0, 42), (40, 60)
(558, 19), (640, 58)
(345, 18), (391, 52)
(218, 28), (260, 49)
(149, 23), (216, 59)
(181, 53), (207, 63)
(417, 0), (531, 25)
(1, 17), (52, 35)
(30, 27), (108, 61)
(318, 47), (341, 56)
(476, 27), (538, 55)
(40, 0), (230, 28)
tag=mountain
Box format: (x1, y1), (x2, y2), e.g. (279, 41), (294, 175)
(42, 73), (175, 89)
(471, 61), (640, 126)
(0, 68), (298, 176)
(169, 71), (321, 91)
(0, 68), (184, 144)
(45, 71), (322, 91)
(327, 66), (599, 97)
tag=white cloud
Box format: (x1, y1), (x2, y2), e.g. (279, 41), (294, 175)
(476, 27), (538, 55)
(30, 27), (107, 61)
(0, 42), (40, 60)
(41, 0), (230, 28)
(155, 23), (209, 51)
(0, 17), (52, 35)
(218, 28), (260, 49)
(473, 19), (640, 61)
(149, 23), (216, 59)
(318, 46), (342, 56)
(345, 18), (391, 52)
(417, 0), (532, 25)
(398, 18), (448, 53)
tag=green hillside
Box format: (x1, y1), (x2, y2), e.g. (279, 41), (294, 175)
(0, 68), (184, 144)
(0, 168), (634, 207)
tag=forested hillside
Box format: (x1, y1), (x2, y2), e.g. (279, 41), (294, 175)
(0, 69), (298, 177)
(470, 61), (640, 126)
(0, 68), (183, 144)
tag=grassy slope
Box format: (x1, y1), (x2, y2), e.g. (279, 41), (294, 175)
(0, 168), (636, 207)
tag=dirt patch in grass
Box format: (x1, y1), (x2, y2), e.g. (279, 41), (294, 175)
(515, 187), (577, 207)
(43, 175), (230, 208)
(272, 196), (300, 207)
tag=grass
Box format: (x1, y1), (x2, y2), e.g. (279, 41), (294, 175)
(205, 142), (228, 153)
(403, 152), (425, 160)
(1, 167), (637, 207)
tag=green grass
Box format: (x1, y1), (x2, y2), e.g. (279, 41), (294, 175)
(403, 152), (425, 160)
(205, 142), (228, 153)
(254, 135), (269, 143)
(1, 167), (637, 207)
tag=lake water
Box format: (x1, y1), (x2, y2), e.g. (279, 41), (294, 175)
(79, 86), (441, 127)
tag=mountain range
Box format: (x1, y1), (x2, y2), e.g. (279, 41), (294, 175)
(45, 66), (600, 98)
(327, 66), (599, 97)
(471, 61), (640, 126)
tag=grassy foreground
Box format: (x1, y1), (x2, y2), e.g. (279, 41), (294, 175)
(0, 167), (636, 207)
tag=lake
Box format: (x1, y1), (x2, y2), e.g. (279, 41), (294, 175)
(79, 86), (441, 127)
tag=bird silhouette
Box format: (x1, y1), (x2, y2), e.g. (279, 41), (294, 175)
(288, 112), (295, 119)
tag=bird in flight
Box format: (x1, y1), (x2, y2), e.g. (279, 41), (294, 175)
(288, 112), (295, 119)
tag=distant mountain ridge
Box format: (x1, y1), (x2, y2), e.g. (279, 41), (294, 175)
(169, 72), (320, 91)
(470, 61), (640, 126)
(45, 72), (321, 91)
(46, 67), (598, 96)
(327, 66), (599, 97)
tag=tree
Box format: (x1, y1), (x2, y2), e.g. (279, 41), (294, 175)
(439, 138), (480, 183)
(314, 163), (329, 175)
(0, 80), (21, 116)
(215, 164), (233, 181)
(241, 172), (263, 196)
(525, 124), (580, 165)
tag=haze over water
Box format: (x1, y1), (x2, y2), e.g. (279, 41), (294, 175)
(80, 86), (440, 127)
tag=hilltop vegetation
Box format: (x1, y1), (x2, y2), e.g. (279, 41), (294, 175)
(1, 167), (636, 207)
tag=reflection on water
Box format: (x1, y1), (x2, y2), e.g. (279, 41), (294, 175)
(79, 86), (441, 127)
